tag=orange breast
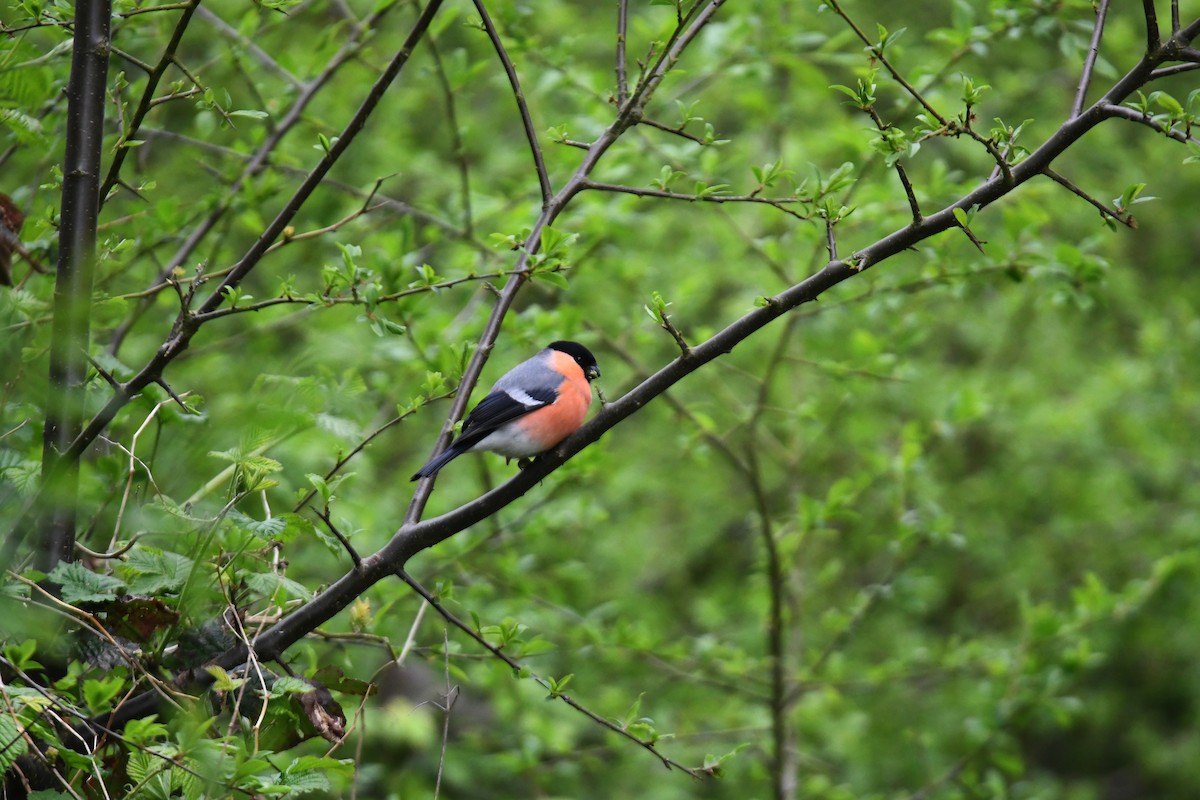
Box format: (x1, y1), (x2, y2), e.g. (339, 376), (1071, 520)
(515, 351), (593, 450)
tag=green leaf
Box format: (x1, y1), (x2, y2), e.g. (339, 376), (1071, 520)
(532, 269), (569, 290)
(121, 547), (193, 595)
(243, 570), (314, 603)
(82, 674), (125, 713)
(0, 714), (27, 773)
(48, 562), (125, 605)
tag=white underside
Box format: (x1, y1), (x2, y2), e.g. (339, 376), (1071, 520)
(468, 424), (545, 458)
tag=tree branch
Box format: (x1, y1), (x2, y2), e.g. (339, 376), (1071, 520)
(472, 0), (553, 205)
(63, 5), (1200, 750)
(1142, 0), (1161, 53)
(98, 0), (199, 205)
(6, 0), (449, 558)
(582, 180), (809, 220)
(615, 0), (630, 105)
(1072, 0), (1110, 118)
(37, 0), (112, 572)
(406, 0), (730, 522)
(396, 570), (707, 776)
(1099, 101), (1200, 145)
(106, 0), (408, 356)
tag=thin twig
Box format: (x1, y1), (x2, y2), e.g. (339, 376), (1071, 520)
(432, 628), (455, 800)
(1042, 168), (1132, 227)
(426, 32), (476, 236)
(1100, 101), (1200, 145)
(191, 270), (514, 322)
(639, 116), (710, 145)
(99, 0), (200, 204)
(194, 5), (303, 89)
(1072, 0), (1111, 117)
(293, 391), (454, 514)
(896, 162), (922, 224)
(615, 0), (630, 105)
(108, 395), (179, 551)
(824, 0), (947, 126)
(396, 569), (708, 777)
(312, 508), (362, 571)
(583, 180), (810, 220)
(472, 0), (553, 204)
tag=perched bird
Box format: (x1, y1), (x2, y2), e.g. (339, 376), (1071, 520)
(411, 341), (601, 481)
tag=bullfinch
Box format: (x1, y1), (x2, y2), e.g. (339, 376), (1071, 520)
(411, 341), (601, 481)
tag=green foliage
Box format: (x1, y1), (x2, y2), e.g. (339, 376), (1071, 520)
(2, 0), (1200, 798)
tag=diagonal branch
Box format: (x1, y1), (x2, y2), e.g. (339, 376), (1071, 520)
(397, 570), (707, 776)
(1072, 0), (1111, 118)
(1042, 168), (1132, 227)
(406, 0), (730, 523)
(70, 5), (1200, 747)
(5, 0), (449, 558)
(472, 0), (553, 205)
(106, 0), (408, 356)
(98, 0), (200, 206)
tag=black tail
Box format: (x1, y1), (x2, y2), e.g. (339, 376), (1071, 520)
(411, 445), (464, 481)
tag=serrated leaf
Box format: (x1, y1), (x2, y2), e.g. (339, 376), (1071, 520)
(243, 571), (313, 602)
(271, 676), (316, 696)
(48, 562), (125, 605)
(121, 546), (192, 597)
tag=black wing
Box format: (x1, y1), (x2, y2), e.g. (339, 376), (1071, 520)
(453, 387), (556, 450)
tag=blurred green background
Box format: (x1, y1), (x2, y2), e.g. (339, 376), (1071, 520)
(2, 0), (1199, 797)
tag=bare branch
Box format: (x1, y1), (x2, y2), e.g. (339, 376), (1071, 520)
(99, 0), (200, 205)
(895, 162), (922, 224)
(472, 0), (553, 205)
(1149, 61), (1200, 77)
(616, 0), (630, 105)
(313, 508), (362, 571)
(1142, 0), (1161, 53)
(638, 116), (710, 144)
(1072, 0), (1111, 118)
(583, 180), (810, 220)
(824, 0), (948, 126)
(397, 570), (708, 777)
(1042, 168), (1133, 227)
(1100, 101), (1200, 145)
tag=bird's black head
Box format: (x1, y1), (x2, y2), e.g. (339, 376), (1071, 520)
(548, 340), (601, 381)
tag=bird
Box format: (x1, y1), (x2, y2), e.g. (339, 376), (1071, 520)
(411, 341), (601, 481)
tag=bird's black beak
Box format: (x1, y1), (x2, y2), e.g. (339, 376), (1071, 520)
(587, 365), (601, 381)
